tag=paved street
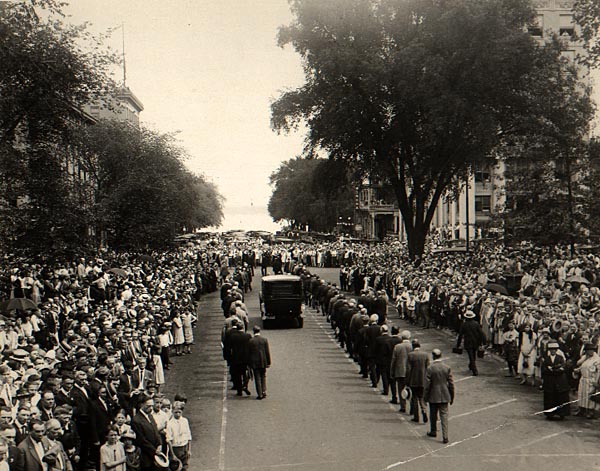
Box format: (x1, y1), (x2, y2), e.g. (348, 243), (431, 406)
(172, 269), (600, 471)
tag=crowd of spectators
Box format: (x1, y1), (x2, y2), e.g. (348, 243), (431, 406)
(0, 245), (250, 471)
(2, 234), (600, 470)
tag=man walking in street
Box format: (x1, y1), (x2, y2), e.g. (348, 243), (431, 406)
(407, 340), (430, 424)
(390, 330), (412, 411)
(248, 325), (271, 400)
(424, 349), (454, 444)
(456, 310), (485, 376)
(226, 319), (252, 396)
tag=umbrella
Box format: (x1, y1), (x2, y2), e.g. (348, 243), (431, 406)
(107, 268), (128, 277)
(565, 275), (590, 285)
(484, 283), (509, 296)
(0, 298), (38, 312)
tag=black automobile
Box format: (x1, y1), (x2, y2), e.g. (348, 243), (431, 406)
(259, 275), (304, 328)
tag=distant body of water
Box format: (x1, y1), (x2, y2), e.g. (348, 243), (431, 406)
(211, 205), (283, 232)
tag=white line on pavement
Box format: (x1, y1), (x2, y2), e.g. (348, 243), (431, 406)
(449, 398), (517, 420)
(218, 364), (228, 471)
(454, 376), (475, 383)
(512, 430), (569, 450)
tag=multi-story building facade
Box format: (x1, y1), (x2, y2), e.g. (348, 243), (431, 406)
(84, 86), (144, 127)
(356, 0), (593, 242)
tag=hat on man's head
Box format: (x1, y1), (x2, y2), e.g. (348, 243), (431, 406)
(464, 310), (476, 319)
(548, 342), (560, 349)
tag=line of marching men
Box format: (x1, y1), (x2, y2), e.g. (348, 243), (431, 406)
(309, 276), (454, 443)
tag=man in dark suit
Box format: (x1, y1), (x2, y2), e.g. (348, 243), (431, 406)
(407, 340), (430, 423)
(374, 325), (394, 396)
(424, 349), (454, 444)
(69, 370), (90, 471)
(364, 315), (381, 388)
(131, 395), (162, 471)
(456, 310), (485, 376)
(0, 421), (25, 471)
(13, 406), (31, 446)
(225, 320), (252, 396)
(37, 391), (56, 422)
(18, 420), (51, 471)
(248, 326), (271, 400)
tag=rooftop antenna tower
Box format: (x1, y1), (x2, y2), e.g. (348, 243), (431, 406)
(121, 22), (127, 87)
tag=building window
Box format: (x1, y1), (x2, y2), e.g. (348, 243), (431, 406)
(528, 15), (543, 37)
(475, 195), (491, 213)
(474, 170), (491, 183)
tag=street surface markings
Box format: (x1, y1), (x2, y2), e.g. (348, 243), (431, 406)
(453, 376), (475, 383)
(510, 430), (572, 450)
(308, 307), (435, 454)
(219, 364), (229, 471)
(449, 398), (517, 420)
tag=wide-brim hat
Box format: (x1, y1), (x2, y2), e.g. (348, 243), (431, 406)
(464, 310), (476, 319)
(154, 452), (169, 468)
(400, 387), (412, 402)
(548, 342), (560, 349)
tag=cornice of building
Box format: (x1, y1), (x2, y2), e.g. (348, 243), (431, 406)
(115, 86), (144, 112)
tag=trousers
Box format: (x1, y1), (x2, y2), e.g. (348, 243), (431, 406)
(253, 367), (267, 397)
(429, 402), (449, 439)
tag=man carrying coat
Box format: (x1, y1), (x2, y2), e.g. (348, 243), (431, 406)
(424, 349), (454, 444)
(248, 326), (271, 400)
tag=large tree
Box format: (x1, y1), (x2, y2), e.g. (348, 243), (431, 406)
(272, 0), (592, 260)
(75, 120), (224, 248)
(268, 157), (354, 231)
(0, 0), (117, 253)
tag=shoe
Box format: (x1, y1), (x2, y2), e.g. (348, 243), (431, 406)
(262, 393), (267, 398)
(411, 418), (419, 423)
(381, 391), (388, 395)
(426, 431), (437, 438)
(472, 371), (479, 376)
(399, 408), (406, 413)
(244, 388), (251, 396)
(256, 396), (263, 400)
(390, 399), (398, 404)
(422, 414), (428, 423)
(443, 438), (449, 444)
(236, 391), (242, 396)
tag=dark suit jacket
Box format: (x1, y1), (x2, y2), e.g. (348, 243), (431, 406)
(131, 411), (162, 470)
(14, 421), (29, 446)
(457, 319), (485, 350)
(248, 335), (271, 369)
(424, 360), (454, 404)
(227, 330), (251, 366)
(7, 444), (24, 471)
(18, 435), (51, 471)
(89, 399), (113, 445)
(374, 334), (395, 366)
(69, 386), (90, 426)
(407, 349), (430, 388)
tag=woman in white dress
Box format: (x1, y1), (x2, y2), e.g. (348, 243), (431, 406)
(518, 323), (538, 386)
(574, 343), (600, 419)
(172, 311), (185, 356)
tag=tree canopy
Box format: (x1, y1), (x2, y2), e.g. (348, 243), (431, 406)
(272, 0), (593, 259)
(75, 120), (224, 249)
(268, 157), (354, 232)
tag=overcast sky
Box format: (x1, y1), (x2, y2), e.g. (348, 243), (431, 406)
(63, 2), (600, 232)
(64, 0), (306, 231)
